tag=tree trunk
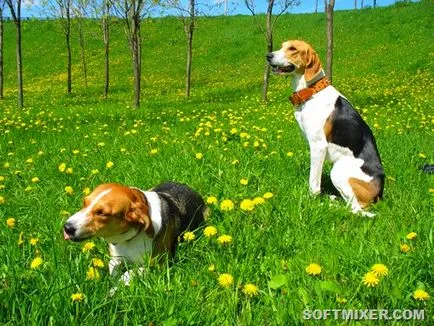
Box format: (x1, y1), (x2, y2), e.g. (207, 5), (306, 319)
(78, 20), (88, 88)
(16, 16), (23, 108)
(185, 0), (195, 98)
(262, 0), (273, 102)
(0, 7), (3, 100)
(373, 0), (377, 8)
(66, 28), (72, 94)
(131, 19), (141, 109)
(354, 0), (357, 9)
(103, 2), (110, 98)
(361, 0), (364, 8)
(186, 28), (193, 97)
(315, 0), (318, 13)
(325, 0), (335, 84)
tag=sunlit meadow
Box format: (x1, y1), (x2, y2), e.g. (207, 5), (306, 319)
(0, 1), (433, 324)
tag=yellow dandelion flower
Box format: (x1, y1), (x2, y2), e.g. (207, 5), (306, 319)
(91, 169), (99, 175)
(58, 163), (66, 172)
(418, 153), (426, 159)
(220, 199), (234, 211)
(230, 128), (238, 135)
(0, 176), (4, 182)
(287, 151), (294, 157)
(0, 196), (6, 205)
(206, 196), (218, 205)
(336, 297), (347, 304)
(413, 289), (430, 301)
(72, 150), (80, 155)
(429, 188), (434, 193)
(406, 232), (417, 240)
(6, 218), (15, 228)
(65, 168), (73, 174)
(203, 226), (218, 237)
(71, 292), (84, 302)
(305, 263), (322, 276)
(65, 186), (74, 195)
(240, 199), (255, 211)
(31, 177), (40, 183)
(400, 243), (410, 253)
(242, 283), (259, 297)
(97, 142), (105, 147)
(30, 238), (39, 246)
(106, 161), (114, 169)
(86, 267), (101, 281)
(183, 231), (195, 242)
(83, 187), (91, 195)
(252, 197), (265, 205)
(24, 186), (33, 192)
(208, 264), (216, 272)
(362, 271), (380, 287)
(92, 258), (104, 268)
(3, 162), (10, 168)
(149, 149), (158, 155)
(218, 273), (234, 288)
(217, 234), (232, 245)
(82, 242), (96, 253)
(371, 264), (389, 277)
(263, 192), (273, 199)
(231, 159), (239, 165)
(18, 232), (24, 246)
(30, 257), (43, 269)
(195, 153), (203, 160)
(25, 158), (33, 164)
(240, 179), (248, 186)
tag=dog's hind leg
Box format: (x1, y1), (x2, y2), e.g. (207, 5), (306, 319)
(330, 158), (375, 217)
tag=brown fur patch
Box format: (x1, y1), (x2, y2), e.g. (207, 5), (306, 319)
(152, 219), (176, 264)
(324, 115), (334, 142)
(348, 177), (380, 208)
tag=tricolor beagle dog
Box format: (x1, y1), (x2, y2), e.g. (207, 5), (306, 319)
(266, 40), (385, 216)
(63, 182), (206, 284)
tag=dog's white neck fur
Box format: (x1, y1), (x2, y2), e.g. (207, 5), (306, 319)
(107, 189), (163, 276)
(291, 69), (326, 91)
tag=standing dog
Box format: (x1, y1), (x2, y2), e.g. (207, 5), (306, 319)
(266, 40), (384, 216)
(64, 182), (206, 283)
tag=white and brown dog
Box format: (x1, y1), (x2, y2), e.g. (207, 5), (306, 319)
(267, 40), (384, 216)
(64, 182), (206, 285)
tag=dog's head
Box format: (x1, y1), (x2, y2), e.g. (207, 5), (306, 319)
(266, 40), (322, 82)
(63, 184), (154, 243)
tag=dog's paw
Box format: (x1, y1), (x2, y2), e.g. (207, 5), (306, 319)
(310, 188), (321, 196)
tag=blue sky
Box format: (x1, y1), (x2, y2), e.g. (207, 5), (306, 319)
(14, 0), (399, 18)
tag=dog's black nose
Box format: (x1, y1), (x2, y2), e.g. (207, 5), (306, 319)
(266, 53), (274, 62)
(64, 222), (76, 236)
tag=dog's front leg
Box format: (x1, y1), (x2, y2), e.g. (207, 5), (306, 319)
(308, 142), (327, 195)
(109, 257), (123, 278)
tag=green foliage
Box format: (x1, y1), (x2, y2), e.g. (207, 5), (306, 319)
(0, 1), (433, 324)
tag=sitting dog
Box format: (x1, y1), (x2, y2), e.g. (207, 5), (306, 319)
(63, 182), (207, 283)
(266, 40), (384, 216)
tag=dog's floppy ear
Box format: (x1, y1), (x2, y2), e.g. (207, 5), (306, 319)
(304, 48), (322, 82)
(125, 196), (155, 237)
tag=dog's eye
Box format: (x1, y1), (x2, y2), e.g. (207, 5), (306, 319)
(95, 209), (106, 216)
(288, 46), (296, 51)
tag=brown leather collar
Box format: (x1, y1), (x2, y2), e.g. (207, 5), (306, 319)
(289, 77), (330, 106)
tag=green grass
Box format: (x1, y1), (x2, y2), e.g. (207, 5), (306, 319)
(0, 1), (433, 324)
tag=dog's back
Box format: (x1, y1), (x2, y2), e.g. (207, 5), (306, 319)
(153, 182), (206, 234)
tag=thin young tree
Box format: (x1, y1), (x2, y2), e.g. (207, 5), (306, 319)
(5, 0), (24, 108)
(244, 0), (300, 102)
(111, 0), (156, 109)
(73, 0), (89, 88)
(0, 1), (4, 100)
(88, 0), (111, 98)
(166, 0), (213, 98)
(324, 0), (335, 83)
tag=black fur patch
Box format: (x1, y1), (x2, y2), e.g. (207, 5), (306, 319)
(328, 96), (385, 197)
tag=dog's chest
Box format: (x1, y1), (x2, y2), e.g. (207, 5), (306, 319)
(109, 232), (153, 264)
(294, 87), (339, 142)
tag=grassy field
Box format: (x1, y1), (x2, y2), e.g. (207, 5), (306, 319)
(0, 1), (433, 324)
